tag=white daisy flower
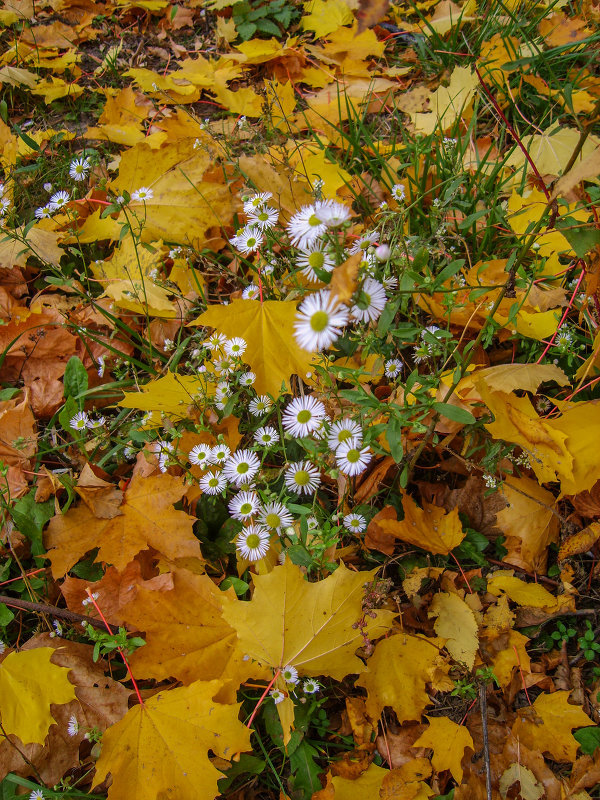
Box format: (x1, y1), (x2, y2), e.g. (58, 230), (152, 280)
(294, 290), (349, 352)
(223, 449), (261, 486)
(306, 516), (319, 530)
(296, 245), (335, 283)
(247, 206), (279, 230)
(229, 490), (260, 521)
(28, 790), (44, 800)
(315, 200), (351, 228)
(282, 396), (326, 438)
(199, 470), (227, 495)
(421, 324), (440, 339)
(209, 443), (231, 464)
(35, 204), (54, 219)
(284, 461), (321, 496)
(0, 197), (10, 216)
(205, 332), (228, 351)
(282, 664), (299, 684)
(131, 187), (153, 202)
(0, 639), (5, 654)
(235, 227), (264, 255)
(189, 443), (212, 467)
(351, 278), (387, 323)
(254, 426), (279, 447)
(239, 371), (256, 387)
(383, 275), (398, 292)
(349, 232), (379, 255)
(70, 411), (89, 430)
(249, 396), (273, 416)
(69, 157), (91, 181)
(327, 418), (363, 452)
(270, 688), (285, 704)
(67, 715), (79, 736)
(243, 192), (273, 213)
(385, 358), (403, 378)
(303, 678), (320, 693)
(214, 356), (235, 375)
(336, 440), (372, 477)
(391, 183), (405, 202)
(236, 524), (270, 561)
(287, 203), (328, 249)
(86, 415), (106, 429)
(242, 283), (260, 300)
(154, 439), (175, 473)
(225, 337), (247, 357)
(259, 501), (293, 531)
(343, 513), (367, 533)
(96, 355), (105, 377)
(48, 190), (70, 210)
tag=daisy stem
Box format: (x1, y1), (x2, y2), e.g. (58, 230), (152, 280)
(246, 669), (280, 729)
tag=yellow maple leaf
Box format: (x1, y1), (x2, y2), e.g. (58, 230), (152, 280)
(429, 592), (478, 669)
(123, 569), (267, 699)
(90, 237), (165, 283)
(222, 561), (393, 680)
(504, 126), (600, 177)
(413, 716), (474, 783)
(31, 76), (83, 104)
(511, 691), (592, 762)
(119, 372), (214, 420)
(331, 763), (388, 800)
(486, 574), (559, 609)
(356, 632), (450, 724)
(0, 648), (76, 744)
(302, 0), (353, 38)
(94, 680), (251, 800)
(411, 67), (478, 135)
(103, 278), (176, 318)
(110, 139), (238, 247)
(376, 495), (465, 555)
(192, 299), (318, 396)
(495, 476), (559, 574)
(45, 473), (202, 577)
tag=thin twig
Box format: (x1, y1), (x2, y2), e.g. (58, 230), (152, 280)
(479, 682), (493, 800)
(0, 594), (119, 634)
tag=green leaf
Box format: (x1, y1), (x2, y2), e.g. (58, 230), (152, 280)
(574, 726), (600, 755)
(256, 17), (281, 36)
(220, 576), (249, 596)
(286, 544), (314, 568)
(387, 415), (404, 462)
(555, 216), (600, 258)
(63, 356), (88, 406)
(0, 603), (14, 627)
(11, 494), (55, 557)
(58, 395), (78, 434)
(290, 739), (322, 800)
(432, 402), (476, 425)
(218, 754), (265, 792)
(236, 20), (257, 39)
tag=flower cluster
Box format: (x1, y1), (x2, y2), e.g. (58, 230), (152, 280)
(226, 191), (400, 354)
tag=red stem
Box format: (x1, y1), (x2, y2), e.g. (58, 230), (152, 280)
(85, 588), (144, 707)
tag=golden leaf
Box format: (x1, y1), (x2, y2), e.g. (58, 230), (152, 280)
(376, 494), (465, 555)
(429, 592), (479, 669)
(511, 691), (592, 762)
(413, 716), (474, 783)
(45, 473), (202, 577)
(356, 632), (449, 724)
(94, 680), (252, 800)
(192, 299), (318, 396)
(110, 139), (238, 247)
(0, 648), (76, 744)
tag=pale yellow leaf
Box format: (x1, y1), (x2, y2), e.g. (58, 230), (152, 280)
(429, 592), (478, 669)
